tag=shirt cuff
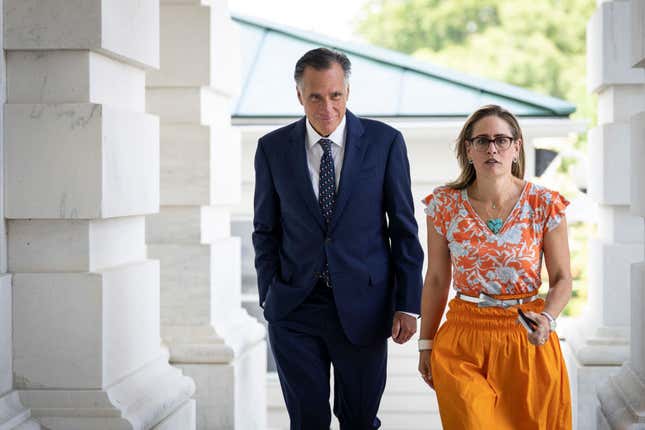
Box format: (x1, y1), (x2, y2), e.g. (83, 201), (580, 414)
(400, 311), (419, 318)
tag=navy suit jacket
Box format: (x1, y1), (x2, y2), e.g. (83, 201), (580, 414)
(252, 110), (424, 346)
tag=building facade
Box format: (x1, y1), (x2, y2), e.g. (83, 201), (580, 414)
(0, 1), (643, 430)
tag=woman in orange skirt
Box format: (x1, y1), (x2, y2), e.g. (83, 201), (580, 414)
(418, 105), (572, 430)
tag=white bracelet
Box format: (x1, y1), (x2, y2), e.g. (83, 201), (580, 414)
(540, 311), (557, 331)
(418, 339), (433, 351)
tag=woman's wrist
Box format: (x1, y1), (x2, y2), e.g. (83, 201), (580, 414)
(418, 339), (434, 351)
(540, 311), (557, 331)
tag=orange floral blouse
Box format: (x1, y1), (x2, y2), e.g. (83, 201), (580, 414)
(422, 182), (569, 296)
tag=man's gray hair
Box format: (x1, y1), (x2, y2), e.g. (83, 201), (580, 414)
(294, 48), (351, 88)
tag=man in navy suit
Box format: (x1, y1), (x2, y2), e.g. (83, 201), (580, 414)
(252, 48), (423, 429)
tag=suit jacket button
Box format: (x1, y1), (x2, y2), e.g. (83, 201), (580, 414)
(325, 237), (332, 243)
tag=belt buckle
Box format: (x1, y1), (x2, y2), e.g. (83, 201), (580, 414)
(477, 292), (511, 308)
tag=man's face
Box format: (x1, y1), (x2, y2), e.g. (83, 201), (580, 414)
(297, 62), (349, 137)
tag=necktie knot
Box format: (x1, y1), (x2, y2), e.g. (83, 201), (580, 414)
(318, 138), (333, 155)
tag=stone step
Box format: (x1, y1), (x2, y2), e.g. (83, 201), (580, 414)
(380, 393), (440, 413)
(380, 412), (443, 430)
(268, 369), (442, 429)
(267, 337), (441, 428)
(388, 356), (422, 376)
(268, 409), (443, 430)
(385, 374), (433, 394)
(267, 409), (339, 429)
(9, 420), (42, 430)
(268, 388), (438, 412)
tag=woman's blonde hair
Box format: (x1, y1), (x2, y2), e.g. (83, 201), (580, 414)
(446, 105), (525, 189)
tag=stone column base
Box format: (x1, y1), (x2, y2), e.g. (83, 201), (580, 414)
(561, 317), (629, 430)
(0, 391), (39, 429)
(17, 353), (195, 430)
(177, 340), (266, 430)
(562, 340), (619, 430)
(597, 363), (645, 429)
(151, 400), (196, 430)
(166, 313), (266, 430)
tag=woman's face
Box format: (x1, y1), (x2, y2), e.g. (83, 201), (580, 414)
(466, 115), (521, 180)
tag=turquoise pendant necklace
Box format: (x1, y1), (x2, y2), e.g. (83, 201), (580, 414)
(486, 201), (503, 234)
(486, 218), (503, 234)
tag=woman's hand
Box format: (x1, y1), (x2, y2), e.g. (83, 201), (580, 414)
(524, 311), (551, 346)
(418, 350), (434, 389)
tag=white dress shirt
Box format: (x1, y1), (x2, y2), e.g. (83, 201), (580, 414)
(305, 116), (346, 199)
(303, 115), (418, 320)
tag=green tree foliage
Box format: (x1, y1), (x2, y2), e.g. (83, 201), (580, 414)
(356, 0), (597, 129)
(357, 0), (500, 52)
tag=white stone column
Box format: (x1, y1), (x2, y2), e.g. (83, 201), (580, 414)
(0, 2), (41, 428)
(3, 1), (196, 428)
(562, 1), (645, 429)
(596, 1), (645, 428)
(146, 1), (266, 429)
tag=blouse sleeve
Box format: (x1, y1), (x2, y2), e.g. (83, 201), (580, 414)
(422, 189), (447, 237)
(544, 191), (570, 232)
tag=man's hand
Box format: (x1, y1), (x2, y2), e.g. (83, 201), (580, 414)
(392, 311), (417, 344)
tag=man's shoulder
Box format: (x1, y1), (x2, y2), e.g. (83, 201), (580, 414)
(357, 116), (399, 134)
(354, 115), (401, 143)
(259, 118), (303, 144)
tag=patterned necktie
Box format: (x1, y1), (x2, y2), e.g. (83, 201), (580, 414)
(318, 138), (336, 223)
(318, 138), (336, 287)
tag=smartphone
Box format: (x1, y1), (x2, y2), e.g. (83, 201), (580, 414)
(517, 308), (538, 333)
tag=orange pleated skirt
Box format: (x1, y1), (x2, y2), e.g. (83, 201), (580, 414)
(430, 296), (572, 430)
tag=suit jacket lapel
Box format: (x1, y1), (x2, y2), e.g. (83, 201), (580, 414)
(330, 111), (366, 232)
(289, 117), (326, 230)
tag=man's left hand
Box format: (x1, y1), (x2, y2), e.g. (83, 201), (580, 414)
(392, 311), (417, 344)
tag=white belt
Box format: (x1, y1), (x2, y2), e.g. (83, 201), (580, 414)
(456, 292), (538, 308)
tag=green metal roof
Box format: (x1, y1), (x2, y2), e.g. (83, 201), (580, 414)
(232, 14), (575, 118)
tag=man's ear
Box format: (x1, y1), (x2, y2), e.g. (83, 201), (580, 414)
(296, 86), (304, 106)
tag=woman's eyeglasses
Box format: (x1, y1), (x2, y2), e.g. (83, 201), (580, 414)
(467, 135), (514, 152)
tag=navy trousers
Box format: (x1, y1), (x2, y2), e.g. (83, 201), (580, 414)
(268, 282), (388, 430)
